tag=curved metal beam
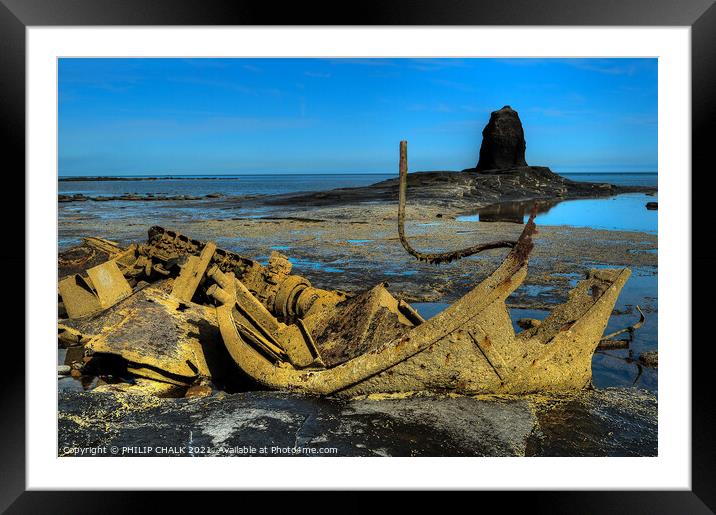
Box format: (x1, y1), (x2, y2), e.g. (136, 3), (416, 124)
(397, 140), (518, 264)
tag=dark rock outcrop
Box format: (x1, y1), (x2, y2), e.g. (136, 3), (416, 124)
(263, 166), (653, 209)
(476, 106), (528, 171)
(58, 193), (210, 202)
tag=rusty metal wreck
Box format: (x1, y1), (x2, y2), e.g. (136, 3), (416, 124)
(57, 142), (636, 398)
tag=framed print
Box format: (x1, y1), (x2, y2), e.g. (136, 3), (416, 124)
(3, 0), (714, 510)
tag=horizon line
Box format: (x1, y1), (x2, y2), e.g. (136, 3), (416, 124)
(58, 170), (659, 178)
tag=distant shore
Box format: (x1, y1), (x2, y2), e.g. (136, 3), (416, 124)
(58, 192), (225, 202)
(59, 176), (243, 182)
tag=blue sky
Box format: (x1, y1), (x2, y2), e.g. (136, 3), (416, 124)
(58, 58), (657, 176)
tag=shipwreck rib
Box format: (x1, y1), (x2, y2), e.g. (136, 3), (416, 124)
(601, 305), (645, 341)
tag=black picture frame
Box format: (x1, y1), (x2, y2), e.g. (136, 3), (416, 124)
(3, 0), (713, 511)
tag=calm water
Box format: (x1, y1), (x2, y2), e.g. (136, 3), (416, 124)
(537, 193), (657, 233)
(59, 174), (394, 197)
(561, 173), (657, 188)
(457, 193), (658, 233)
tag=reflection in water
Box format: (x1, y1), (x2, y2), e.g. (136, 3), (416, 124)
(459, 193), (658, 233)
(475, 199), (561, 223)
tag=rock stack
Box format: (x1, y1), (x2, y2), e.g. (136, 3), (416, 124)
(475, 105), (528, 171)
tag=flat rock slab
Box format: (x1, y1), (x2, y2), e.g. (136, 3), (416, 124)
(261, 167), (653, 209)
(58, 388), (656, 457)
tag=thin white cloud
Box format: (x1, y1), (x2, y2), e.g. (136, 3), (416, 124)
(304, 71), (331, 78)
(111, 116), (318, 132)
(407, 102), (486, 114)
(167, 76), (282, 97)
(619, 114), (657, 126)
(564, 59), (639, 76)
(407, 58), (473, 71)
(418, 119), (484, 133)
(167, 76), (257, 95)
(180, 59), (230, 69)
(493, 57), (655, 77)
(528, 106), (596, 118)
(324, 58), (397, 67)
(430, 78), (475, 92)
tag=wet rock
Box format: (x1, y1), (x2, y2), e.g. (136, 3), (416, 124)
(526, 388), (657, 457)
(516, 318), (541, 330)
(58, 193), (206, 203)
(63, 346), (84, 366)
(58, 194), (88, 202)
(267, 166), (654, 209)
(58, 388), (656, 457)
(185, 385), (213, 398)
(639, 350), (658, 368)
(646, 202), (658, 210)
(475, 106), (528, 171)
(58, 365), (71, 375)
(597, 339), (629, 350)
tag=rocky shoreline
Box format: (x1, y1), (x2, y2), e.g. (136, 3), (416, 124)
(262, 166), (654, 209)
(58, 192), (224, 202)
